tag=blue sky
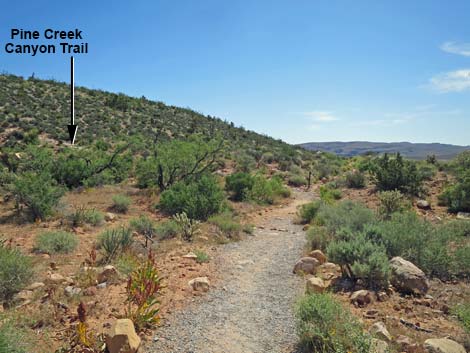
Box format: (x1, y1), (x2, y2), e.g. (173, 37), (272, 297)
(1, 0), (469, 145)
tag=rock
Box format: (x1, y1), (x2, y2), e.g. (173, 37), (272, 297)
(377, 291), (388, 302)
(369, 321), (392, 342)
(456, 212), (470, 220)
(98, 265), (118, 284)
(83, 287), (97, 296)
(64, 286), (81, 297)
(369, 338), (389, 353)
(308, 250), (327, 264)
(15, 290), (33, 302)
(188, 277), (210, 292)
(293, 257), (320, 275)
(424, 338), (466, 353)
(417, 200), (431, 209)
(182, 252), (198, 260)
(396, 335), (418, 352)
(306, 277), (327, 294)
(390, 256), (429, 295)
(350, 290), (374, 307)
(27, 282), (45, 291)
(97, 282), (107, 289)
(48, 273), (65, 283)
(105, 212), (117, 222)
(106, 319), (141, 353)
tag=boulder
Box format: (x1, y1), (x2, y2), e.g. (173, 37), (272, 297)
(188, 277), (210, 292)
(182, 252), (198, 260)
(350, 290), (374, 307)
(424, 338), (466, 353)
(105, 212), (117, 222)
(15, 290), (33, 302)
(456, 212), (470, 220)
(98, 265), (118, 284)
(64, 286), (81, 297)
(396, 335), (418, 352)
(48, 273), (65, 283)
(306, 277), (327, 294)
(390, 257), (429, 295)
(369, 338), (389, 353)
(369, 321), (392, 342)
(293, 257), (320, 275)
(106, 319), (141, 353)
(26, 282), (45, 291)
(308, 250), (327, 264)
(417, 200), (431, 209)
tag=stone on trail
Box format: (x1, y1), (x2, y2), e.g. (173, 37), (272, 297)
(369, 338), (389, 353)
(308, 249), (327, 264)
(424, 338), (467, 353)
(306, 276), (327, 294)
(182, 252), (198, 260)
(293, 257), (320, 275)
(106, 319), (141, 353)
(350, 289), (374, 307)
(369, 321), (392, 342)
(188, 277), (210, 292)
(390, 256), (429, 295)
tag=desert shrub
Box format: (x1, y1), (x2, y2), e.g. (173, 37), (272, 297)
(115, 254), (139, 276)
(315, 201), (375, 234)
(306, 226), (331, 252)
(194, 250), (210, 263)
(247, 175), (290, 204)
(173, 212), (201, 242)
(319, 185), (342, 203)
(208, 212), (241, 238)
(298, 200), (323, 224)
(0, 321), (29, 353)
(288, 174), (307, 187)
(154, 220), (179, 240)
(12, 171), (64, 220)
(453, 244), (470, 277)
(130, 215), (156, 247)
(159, 175), (224, 220)
(98, 227), (133, 262)
(439, 173), (470, 213)
(84, 209), (105, 226)
(242, 224), (255, 235)
(225, 172), (254, 201)
(452, 303), (470, 333)
(345, 170), (366, 188)
(68, 206), (104, 227)
(112, 194), (131, 213)
(296, 293), (371, 353)
(0, 244), (33, 301)
(35, 231), (78, 254)
(327, 232), (390, 289)
(377, 190), (408, 220)
(369, 153), (423, 195)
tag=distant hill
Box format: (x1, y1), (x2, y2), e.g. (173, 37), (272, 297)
(298, 141), (470, 160)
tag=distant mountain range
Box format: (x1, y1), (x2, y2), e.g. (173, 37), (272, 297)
(298, 141), (470, 160)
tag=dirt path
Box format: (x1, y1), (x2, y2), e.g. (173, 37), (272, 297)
(146, 190), (313, 353)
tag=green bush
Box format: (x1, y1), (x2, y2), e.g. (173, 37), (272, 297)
(155, 220), (179, 240)
(12, 171), (64, 220)
(194, 250), (210, 263)
(208, 213), (242, 238)
(377, 190), (408, 220)
(112, 194), (131, 213)
(298, 200), (323, 224)
(452, 303), (470, 333)
(327, 232), (390, 289)
(0, 321), (30, 353)
(159, 174), (224, 220)
(225, 172), (254, 201)
(247, 175), (290, 204)
(296, 293), (371, 353)
(345, 170), (366, 188)
(35, 231), (78, 254)
(0, 245), (33, 301)
(288, 174), (307, 187)
(369, 153), (423, 195)
(439, 173), (470, 213)
(306, 226), (331, 252)
(68, 206), (104, 227)
(173, 212), (201, 242)
(315, 201), (375, 234)
(130, 215), (156, 246)
(319, 185), (342, 203)
(98, 227), (133, 262)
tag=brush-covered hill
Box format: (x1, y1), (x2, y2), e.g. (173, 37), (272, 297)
(0, 74), (303, 159)
(299, 141), (470, 160)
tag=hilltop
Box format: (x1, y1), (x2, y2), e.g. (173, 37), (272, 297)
(299, 141), (470, 160)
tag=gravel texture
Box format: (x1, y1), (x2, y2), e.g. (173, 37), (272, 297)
(146, 194), (309, 353)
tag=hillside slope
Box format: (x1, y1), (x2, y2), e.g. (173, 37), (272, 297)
(299, 141), (470, 160)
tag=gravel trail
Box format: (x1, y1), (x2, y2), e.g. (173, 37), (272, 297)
(146, 191), (311, 353)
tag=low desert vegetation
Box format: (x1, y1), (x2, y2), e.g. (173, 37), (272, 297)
(111, 194), (131, 213)
(98, 227), (133, 263)
(0, 241), (33, 302)
(34, 231), (78, 254)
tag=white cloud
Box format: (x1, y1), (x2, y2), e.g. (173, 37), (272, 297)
(302, 111), (339, 122)
(429, 69), (470, 92)
(441, 41), (470, 57)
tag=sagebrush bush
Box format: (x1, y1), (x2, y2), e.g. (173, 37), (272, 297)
(225, 172), (254, 201)
(345, 170), (366, 188)
(319, 185), (342, 203)
(12, 171), (64, 220)
(159, 175), (224, 220)
(247, 175), (290, 204)
(296, 293), (371, 353)
(68, 206), (104, 227)
(98, 227), (133, 262)
(439, 173), (470, 213)
(155, 220), (179, 240)
(35, 231), (78, 254)
(288, 174), (307, 187)
(377, 190), (408, 220)
(452, 303), (470, 333)
(298, 200), (322, 224)
(112, 194), (131, 213)
(208, 212), (242, 238)
(306, 226), (331, 252)
(0, 245), (33, 301)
